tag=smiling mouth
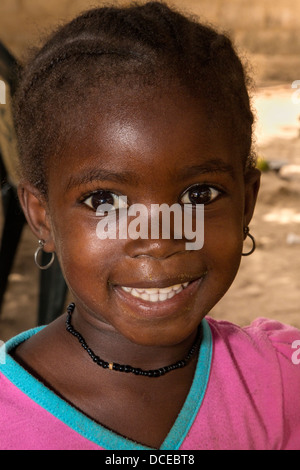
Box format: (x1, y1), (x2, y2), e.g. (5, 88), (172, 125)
(120, 282), (191, 302)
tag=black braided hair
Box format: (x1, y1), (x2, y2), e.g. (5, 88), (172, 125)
(13, 1), (255, 196)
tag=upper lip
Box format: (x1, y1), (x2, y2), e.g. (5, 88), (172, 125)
(112, 274), (205, 290)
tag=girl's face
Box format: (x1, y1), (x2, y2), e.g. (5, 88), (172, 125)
(24, 85), (260, 346)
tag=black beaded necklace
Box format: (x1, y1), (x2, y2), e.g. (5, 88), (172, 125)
(65, 303), (201, 378)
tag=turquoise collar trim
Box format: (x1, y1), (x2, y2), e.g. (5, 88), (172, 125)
(1, 320), (212, 450)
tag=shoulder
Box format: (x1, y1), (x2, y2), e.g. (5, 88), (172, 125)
(7, 316), (69, 374)
(207, 317), (300, 422)
(0, 325), (47, 400)
(206, 315), (300, 358)
(0, 316), (75, 402)
(187, 318), (300, 449)
(4, 326), (46, 353)
(205, 315), (300, 399)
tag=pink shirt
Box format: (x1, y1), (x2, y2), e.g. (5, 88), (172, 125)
(0, 316), (300, 450)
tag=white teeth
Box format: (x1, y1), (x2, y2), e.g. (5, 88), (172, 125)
(122, 286), (132, 293)
(120, 282), (190, 302)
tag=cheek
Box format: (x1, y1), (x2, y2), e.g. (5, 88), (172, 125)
(195, 220), (242, 314)
(203, 214), (243, 276)
(52, 217), (122, 288)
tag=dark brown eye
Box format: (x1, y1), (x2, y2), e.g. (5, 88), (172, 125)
(83, 191), (127, 211)
(181, 185), (221, 205)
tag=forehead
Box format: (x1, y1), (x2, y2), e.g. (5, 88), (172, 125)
(63, 84), (237, 160)
(47, 83), (242, 195)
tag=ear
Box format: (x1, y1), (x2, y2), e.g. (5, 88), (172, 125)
(17, 182), (55, 253)
(243, 168), (261, 233)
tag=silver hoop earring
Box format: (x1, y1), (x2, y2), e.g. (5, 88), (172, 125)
(242, 227), (256, 256)
(34, 239), (55, 270)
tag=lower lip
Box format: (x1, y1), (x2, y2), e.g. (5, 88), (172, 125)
(113, 277), (204, 319)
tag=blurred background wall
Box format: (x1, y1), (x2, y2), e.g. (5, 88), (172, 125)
(0, 0), (300, 86)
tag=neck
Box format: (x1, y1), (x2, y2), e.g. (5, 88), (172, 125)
(66, 303), (201, 375)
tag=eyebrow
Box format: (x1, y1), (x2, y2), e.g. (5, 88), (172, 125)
(175, 159), (236, 182)
(66, 167), (140, 191)
(66, 158), (236, 191)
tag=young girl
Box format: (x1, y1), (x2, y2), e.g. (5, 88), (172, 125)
(1, 1), (299, 450)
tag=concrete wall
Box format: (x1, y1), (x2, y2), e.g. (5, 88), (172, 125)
(0, 0), (300, 85)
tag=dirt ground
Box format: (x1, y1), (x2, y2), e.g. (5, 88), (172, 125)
(0, 81), (299, 342)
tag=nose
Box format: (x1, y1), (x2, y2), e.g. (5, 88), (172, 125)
(119, 200), (191, 259)
(124, 237), (187, 259)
